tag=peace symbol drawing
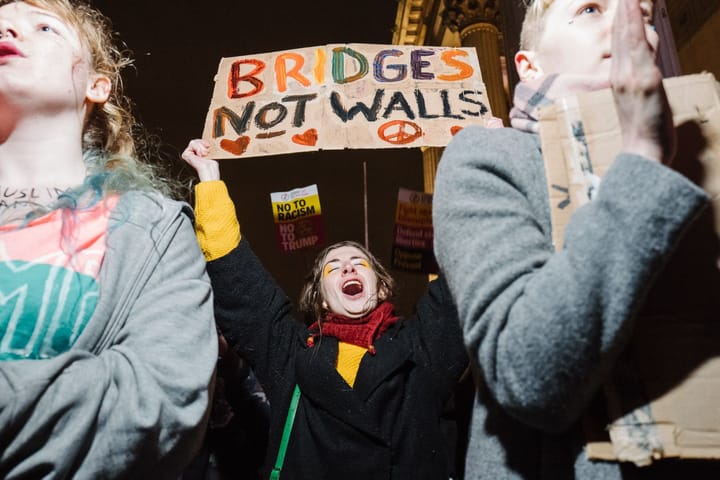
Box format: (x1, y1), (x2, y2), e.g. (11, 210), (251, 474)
(377, 120), (423, 145)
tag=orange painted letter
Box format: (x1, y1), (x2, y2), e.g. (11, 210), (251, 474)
(314, 48), (326, 85)
(275, 53), (312, 93)
(228, 59), (266, 99)
(437, 50), (474, 81)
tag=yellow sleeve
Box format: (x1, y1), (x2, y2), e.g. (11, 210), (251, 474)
(193, 180), (241, 261)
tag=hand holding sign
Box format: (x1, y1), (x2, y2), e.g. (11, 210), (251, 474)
(202, 44), (491, 159)
(182, 139), (220, 182)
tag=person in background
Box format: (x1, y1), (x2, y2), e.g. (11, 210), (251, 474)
(183, 138), (468, 479)
(182, 328), (271, 480)
(432, 0), (720, 478)
(0, 1), (216, 477)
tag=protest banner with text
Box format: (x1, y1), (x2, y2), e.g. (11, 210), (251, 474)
(391, 188), (436, 273)
(202, 44), (491, 158)
(270, 184), (326, 253)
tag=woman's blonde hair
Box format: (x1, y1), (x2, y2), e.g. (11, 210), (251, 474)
(1, 0), (180, 210)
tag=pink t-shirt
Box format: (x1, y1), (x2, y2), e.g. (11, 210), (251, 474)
(0, 197), (118, 360)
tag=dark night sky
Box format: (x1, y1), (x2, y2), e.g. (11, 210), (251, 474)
(91, 0), (430, 314)
(92, 0), (404, 153)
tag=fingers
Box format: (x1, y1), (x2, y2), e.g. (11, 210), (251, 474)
(182, 138), (210, 162)
(610, 0), (675, 165)
(182, 138), (221, 182)
(617, 0), (646, 48)
(611, 0), (656, 85)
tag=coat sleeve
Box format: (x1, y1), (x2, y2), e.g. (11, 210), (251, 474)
(413, 275), (468, 397)
(0, 197), (217, 479)
(432, 126), (709, 432)
(206, 237), (304, 395)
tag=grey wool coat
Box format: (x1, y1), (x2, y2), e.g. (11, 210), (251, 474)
(433, 126), (720, 479)
(0, 192), (217, 479)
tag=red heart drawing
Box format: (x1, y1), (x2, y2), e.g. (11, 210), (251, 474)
(292, 129), (318, 147)
(220, 136), (250, 156)
(450, 126), (464, 136)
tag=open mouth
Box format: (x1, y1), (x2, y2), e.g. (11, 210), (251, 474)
(342, 280), (363, 296)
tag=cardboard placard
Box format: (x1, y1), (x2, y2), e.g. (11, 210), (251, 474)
(270, 184), (326, 253)
(201, 44), (492, 158)
(538, 73), (720, 465)
(391, 188), (437, 273)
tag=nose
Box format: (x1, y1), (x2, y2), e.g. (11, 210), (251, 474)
(0, 19), (19, 40)
(341, 262), (356, 275)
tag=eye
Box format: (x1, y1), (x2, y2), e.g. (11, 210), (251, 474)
(577, 3), (601, 16)
(323, 264), (338, 277)
(352, 259), (370, 269)
(38, 24), (56, 33)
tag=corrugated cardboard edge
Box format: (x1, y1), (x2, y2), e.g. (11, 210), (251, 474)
(538, 73), (720, 464)
(539, 72), (720, 249)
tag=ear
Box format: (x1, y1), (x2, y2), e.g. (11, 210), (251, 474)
(377, 284), (389, 302)
(515, 50), (543, 82)
(322, 300), (328, 310)
(86, 74), (111, 104)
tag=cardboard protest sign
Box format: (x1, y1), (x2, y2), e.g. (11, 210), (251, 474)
(540, 73), (720, 249)
(270, 184), (326, 253)
(538, 73), (720, 464)
(391, 188), (437, 273)
(202, 44), (491, 158)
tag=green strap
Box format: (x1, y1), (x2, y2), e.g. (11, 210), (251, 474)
(270, 384), (301, 480)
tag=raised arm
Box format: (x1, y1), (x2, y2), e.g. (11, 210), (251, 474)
(413, 275), (468, 397)
(183, 139), (239, 262)
(182, 139), (305, 391)
(433, 0), (709, 432)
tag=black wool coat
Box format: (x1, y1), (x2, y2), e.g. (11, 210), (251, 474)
(208, 238), (468, 480)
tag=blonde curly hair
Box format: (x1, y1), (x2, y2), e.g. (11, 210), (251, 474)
(0, 0), (179, 209)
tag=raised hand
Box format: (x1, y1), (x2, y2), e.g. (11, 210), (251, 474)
(182, 139), (220, 182)
(611, 0), (675, 165)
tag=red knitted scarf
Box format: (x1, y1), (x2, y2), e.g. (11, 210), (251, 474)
(307, 302), (399, 355)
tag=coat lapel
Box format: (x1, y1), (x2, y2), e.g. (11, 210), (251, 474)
(295, 337), (385, 442)
(352, 323), (413, 402)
